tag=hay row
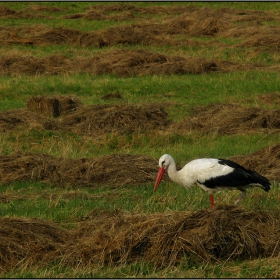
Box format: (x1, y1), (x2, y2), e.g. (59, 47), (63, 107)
(1, 4), (277, 23)
(0, 102), (170, 134)
(0, 217), (70, 271)
(171, 103), (280, 135)
(0, 108), (58, 132)
(0, 153), (158, 188)
(0, 5), (64, 20)
(3, 99), (280, 138)
(0, 49), (263, 76)
(1, 206), (280, 271)
(2, 24), (280, 51)
(0, 5), (279, 52)
(60, 102), (170, 134)
(26, 95), (82, 117)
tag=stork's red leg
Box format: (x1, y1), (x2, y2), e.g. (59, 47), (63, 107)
(210, 194), (215, 209)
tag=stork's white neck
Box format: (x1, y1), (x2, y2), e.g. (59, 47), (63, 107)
(165, 157), (195, 188)
(166, 158), (184, 186)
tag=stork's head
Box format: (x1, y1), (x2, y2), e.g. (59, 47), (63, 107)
(159, 154), (172, 169)
(153, 154), (173, 192)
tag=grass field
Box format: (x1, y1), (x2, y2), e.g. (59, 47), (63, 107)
(1, 1), (280, 278)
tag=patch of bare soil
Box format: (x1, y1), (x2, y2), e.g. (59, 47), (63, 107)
(172, 103), (280, 135)
(1, 206), (280, 271)
(0, 153), (157, 188)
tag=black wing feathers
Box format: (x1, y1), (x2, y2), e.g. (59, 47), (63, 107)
(201, 158), (271, 191)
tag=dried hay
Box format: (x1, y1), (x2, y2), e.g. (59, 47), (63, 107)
(221, 25), (280, 40)
(0, 108), (58, 132)
(59, 206), (280, 268)
(78, 50), (220, 76)
(0, 50), (222, 76)
(0, 153), (157, 187)
(59, 209), (162, 267)
(101, 91), (124, 100)
(257, 92), (280, 106)
(230, 143), (280, 181)
(76, 3), (276, 24)
(88, 3), (199, 16)
(0, 216), (69, 271)
(2, 207), (280, 270)
(0, 53), (73, 75)
(33, 27), (82, 45)
(1, 5), (280, 50)
(0, 5), (52, 20)
(65, 4), (200, 21)
(148, 206), (280, 266)
(60, 103), (170, 135)
(241, 34), (280, 49)
(24, 5), (65, 13)
(172, 103), (280, 135)
(0, 189), (104, 203)
(0, 6), (30, 19)
(27, 95), (82, 117)
(0, 102), (169, 135)
(164, 7), (231, 37)
(78, 25), (162, 47)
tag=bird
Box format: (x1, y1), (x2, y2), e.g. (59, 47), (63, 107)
(153, 154), (271, 209)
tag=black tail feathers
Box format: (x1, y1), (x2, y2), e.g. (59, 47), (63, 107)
(252, 171), (271, 192)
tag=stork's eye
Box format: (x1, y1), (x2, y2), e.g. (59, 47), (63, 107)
(161, 160), (165, 167)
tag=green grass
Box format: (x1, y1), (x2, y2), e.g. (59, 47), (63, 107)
(1, 1), (280, 278)
(1, 71), (280, 112)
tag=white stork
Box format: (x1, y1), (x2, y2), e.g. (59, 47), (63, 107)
(153, 154), (271, 209)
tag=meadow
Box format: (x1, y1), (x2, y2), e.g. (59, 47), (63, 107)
(1, 1), (280, 277)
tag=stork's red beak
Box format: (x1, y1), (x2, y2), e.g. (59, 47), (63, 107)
(153, 167), (165, 192)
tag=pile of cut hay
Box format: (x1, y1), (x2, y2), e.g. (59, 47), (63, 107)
(0, 153), (158, 187)
(27, 95), (82, 117)
(172, 103), (280, 135)
(0, 217), (69, 271)
(0, 108), (58, 132)
(57, 206), (280, 268)
(1, 101), (170, 135)
(1, 206), (280, 271)
(60, 103), (170, 135)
